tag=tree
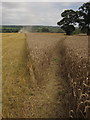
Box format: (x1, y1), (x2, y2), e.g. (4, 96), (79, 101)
(61, 25), (75, 35)
(57, 9), (77, 35)
(77, 2), (90, 35)
(41, 27), (50, 32)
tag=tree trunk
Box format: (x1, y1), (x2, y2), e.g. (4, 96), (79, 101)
(66, 32), (71, 35)
(87, 27), (90, 36)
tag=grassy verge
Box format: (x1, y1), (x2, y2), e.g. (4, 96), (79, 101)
(2, 33), (31, 118)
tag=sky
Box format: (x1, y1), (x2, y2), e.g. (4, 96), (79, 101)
(1, 1), (88, 26)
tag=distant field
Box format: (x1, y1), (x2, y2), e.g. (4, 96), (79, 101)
(2, 33), (31, 118)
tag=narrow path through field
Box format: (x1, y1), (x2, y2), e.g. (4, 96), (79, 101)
(24, 33), (69, 118)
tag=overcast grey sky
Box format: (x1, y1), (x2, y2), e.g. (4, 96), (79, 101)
(2, 2), (85, 26)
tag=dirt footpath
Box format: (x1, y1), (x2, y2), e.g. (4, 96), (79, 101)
(24, 33), (69, 118)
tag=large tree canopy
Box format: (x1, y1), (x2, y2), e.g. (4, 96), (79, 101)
(77, 2), (90, 35)
(57, 2), (90, 35)
(57, 9), (77, 35)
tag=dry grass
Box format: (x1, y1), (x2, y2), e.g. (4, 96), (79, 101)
(59, 35), (89, 117)
(26, 33), (69, 118)
(2, 33), (31, 118)
(64, 36), (88, 84)
(2, 33), (89, 118)
(0, 33), (2, 118)
(2, 33), (68, 118)
(27, 33), (66, 84)
(64, 36), (88, 58)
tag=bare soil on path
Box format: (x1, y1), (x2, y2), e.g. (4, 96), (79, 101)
(24, 33), (69, 118)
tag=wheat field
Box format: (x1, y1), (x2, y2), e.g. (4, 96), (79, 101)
(2, 33), (89, 118)
(2, 33), (32, 118)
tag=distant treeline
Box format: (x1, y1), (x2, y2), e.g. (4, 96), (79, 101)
(24, 26), (64, 33)
(22, 26), (83, 34)
(0, 25), (64, 33)
(1, 25), (83, 34)
(0, 26), (23, 33)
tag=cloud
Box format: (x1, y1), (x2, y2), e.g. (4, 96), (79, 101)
(0, 3), (2, 25)
(2, 2), (84, 26)
(2, 0), (89, 2)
